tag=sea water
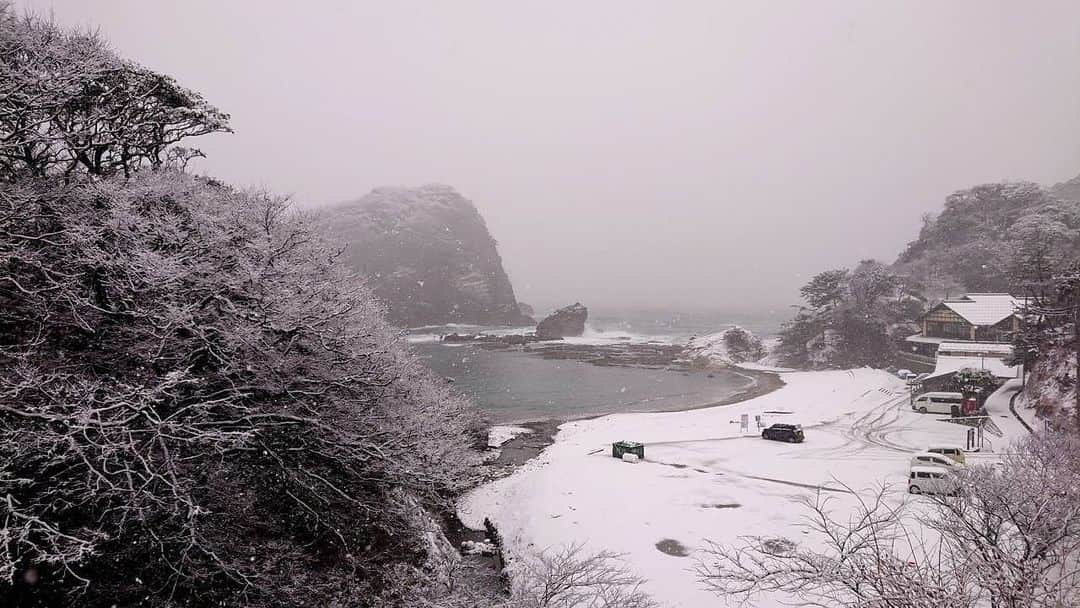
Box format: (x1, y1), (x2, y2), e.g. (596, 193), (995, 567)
(410, 309), (784, 423)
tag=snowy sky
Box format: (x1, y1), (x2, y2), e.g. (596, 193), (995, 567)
(21, 1), (1080, 312)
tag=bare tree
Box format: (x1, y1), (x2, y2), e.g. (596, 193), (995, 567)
(509, 544), (659, 608)
(401, 543), (659, 608)
(698, 431), (1080, 608)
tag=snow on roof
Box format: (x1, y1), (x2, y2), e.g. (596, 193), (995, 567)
(928, 354), (1020, 380)
(940, 293), (1020, 327)
(905, 334), (946, 344)
(937, 341), (1013, 356)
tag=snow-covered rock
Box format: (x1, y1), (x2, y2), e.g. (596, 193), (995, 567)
(488, 425), (533, 448)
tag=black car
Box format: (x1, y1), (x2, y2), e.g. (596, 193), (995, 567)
(762, 423), (804, 443)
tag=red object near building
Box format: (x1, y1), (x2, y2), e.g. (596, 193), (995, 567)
(962, 396), (978, 415)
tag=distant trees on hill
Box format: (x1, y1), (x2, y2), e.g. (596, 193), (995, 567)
(779, 174), (1080, 371)
(897, 181), (1080, 297)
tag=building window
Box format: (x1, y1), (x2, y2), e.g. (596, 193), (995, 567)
(926, 321), (970, 339)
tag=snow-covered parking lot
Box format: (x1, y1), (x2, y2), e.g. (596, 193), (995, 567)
(458, 368), (1027, 607)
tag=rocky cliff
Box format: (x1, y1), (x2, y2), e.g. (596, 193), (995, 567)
(321, 185), (534, 327)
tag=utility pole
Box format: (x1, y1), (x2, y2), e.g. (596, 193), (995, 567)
(1022, 293), (1027, 390)
(1075, 303), (1080, 430)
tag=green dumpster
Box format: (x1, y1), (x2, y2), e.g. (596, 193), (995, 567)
(612, 440), (645, 460)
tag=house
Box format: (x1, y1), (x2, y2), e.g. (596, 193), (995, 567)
(900, 293), (1022, 370)
(919, 293), (1020, 342)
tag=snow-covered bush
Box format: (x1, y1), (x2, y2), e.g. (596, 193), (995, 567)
(0, 172), (484, 606)
(683, 326), (765, 367)
(1025, 345), (1077, 422)
(722, 327), (766, 363)
(1010, 262), (1080, 427)
(954, 367), (998, 395)
(404, 544), (658, 608)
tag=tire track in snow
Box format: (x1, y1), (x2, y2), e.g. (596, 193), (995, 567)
(647, 457), (853, 494)
(851, 394), (918, 453)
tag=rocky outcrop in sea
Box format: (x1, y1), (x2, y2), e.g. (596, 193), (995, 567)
(535, 303), (588, 339)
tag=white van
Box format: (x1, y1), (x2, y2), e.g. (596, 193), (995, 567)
(911, 392), (963, 415)
(908, 466), (957, 495)
(926, 446), (966, 464)
(910, 452), (959, 469)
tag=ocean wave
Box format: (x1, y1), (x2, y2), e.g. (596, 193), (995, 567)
(407, 323), (713, 347)
(405, 333), (441, 344)
(557, 325), (683, 346)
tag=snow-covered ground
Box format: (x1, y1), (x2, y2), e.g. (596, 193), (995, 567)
(458, 369), (1029, 607)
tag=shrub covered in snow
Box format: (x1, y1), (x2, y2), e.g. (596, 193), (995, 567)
(1025, 345), (1077, 422)
(683, 326), (766, 367)
(1011, 262), (1080, 427)
(0, 170), (486, 607)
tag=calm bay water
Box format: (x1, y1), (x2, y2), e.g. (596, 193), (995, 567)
(410, 307), (784, 424)
(415, 344), (755, 424)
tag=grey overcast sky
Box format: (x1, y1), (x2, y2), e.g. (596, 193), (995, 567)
(20, 0), (1080, 312)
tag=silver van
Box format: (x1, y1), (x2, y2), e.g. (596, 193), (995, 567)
(911, 392), (963, 415)
(908, 466), (957, 495)
(927, 446), (966, 464)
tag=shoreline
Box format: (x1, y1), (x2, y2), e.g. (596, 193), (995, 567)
(486, 365), (784, 470)
(441, 364), (785, 593)
(457, 368), (921, 607)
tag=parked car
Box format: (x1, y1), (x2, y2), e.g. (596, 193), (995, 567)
(910, 452), (959, 469)
(908, 466), (958, 495)
(907, 372), (928, 386)
(926, 446), (966, 464)
(762, 423), (804, 443)
(911, 392), (963, 415)
(896, 368), (913, 379)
